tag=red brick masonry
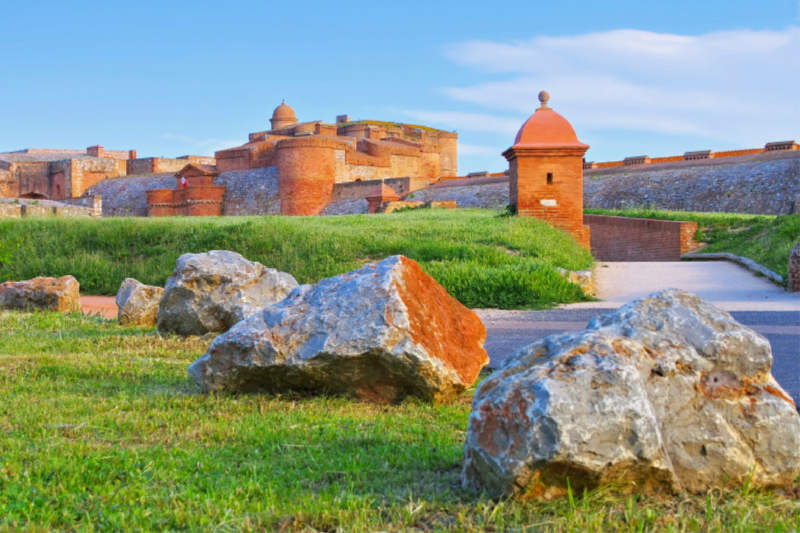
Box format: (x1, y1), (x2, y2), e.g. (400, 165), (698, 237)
(584, 215), (698, 262)
(146, 164), (225, 217)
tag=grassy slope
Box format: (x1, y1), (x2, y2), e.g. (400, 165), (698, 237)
(585, 209), (800, 279)
(0, 311), (796, 533)
(0, 210), (593, 309)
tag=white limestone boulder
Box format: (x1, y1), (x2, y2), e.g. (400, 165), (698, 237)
(188, 255), (489, 404)
(462, 289), (800, 498)
(115, 278), (164, 326)
(157, 250), (298, 336)
(0, 276), (81, 313)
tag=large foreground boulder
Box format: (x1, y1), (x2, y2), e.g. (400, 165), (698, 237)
(462, 289), (800, 499)
(157, 251), (298, 336)
(0, 276), (81, 313)
(116, 278), (164, 326)
(188, 255), (489, 403)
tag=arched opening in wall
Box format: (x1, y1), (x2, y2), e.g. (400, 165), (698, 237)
(19, 192), (48, 199)
(355, 178), (363, 182)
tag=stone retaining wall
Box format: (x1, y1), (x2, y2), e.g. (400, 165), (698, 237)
(584, 153), (800, 215)
(87, 167), (280, 217)
(0, 198), (94, 219)
(403, 182), (509, 210)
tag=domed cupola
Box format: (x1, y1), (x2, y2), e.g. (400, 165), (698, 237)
(270, 100), (298, 130)
(502, 91), (591, 249)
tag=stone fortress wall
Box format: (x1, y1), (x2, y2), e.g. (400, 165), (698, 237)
(70, 144), (800, 219)
(87, 168), (281, 217)
(0, 147), (215, 202)
(583, 150), (800, 214)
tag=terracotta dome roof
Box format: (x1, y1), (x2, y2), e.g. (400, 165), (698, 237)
(272, 100), (297, 121)
(511, 92), (588, 149)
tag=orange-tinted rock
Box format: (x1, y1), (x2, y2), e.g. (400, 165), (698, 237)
(463, 289), (800, 499)
(0, 275), (81, 313)
(188, 255), (488, 403)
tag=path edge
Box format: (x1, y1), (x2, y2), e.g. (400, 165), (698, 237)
(681, 253), (785, 285)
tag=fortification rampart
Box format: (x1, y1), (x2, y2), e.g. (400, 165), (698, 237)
(584, 151), (800, 215)
(583, 215), (698, 261)
(582, 141), (797, 170)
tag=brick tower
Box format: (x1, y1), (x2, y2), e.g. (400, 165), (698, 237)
(502, 91), (590, 249)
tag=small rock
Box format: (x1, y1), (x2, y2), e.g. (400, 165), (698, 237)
(157, 250), (298, 336)
(188, 255), (489, 403)
(0, 276), (81, 313)
(115, 278), (164, 326)
(462, 289), (800, 498)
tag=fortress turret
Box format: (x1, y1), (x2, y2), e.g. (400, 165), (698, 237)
(503, 91), (590, 249)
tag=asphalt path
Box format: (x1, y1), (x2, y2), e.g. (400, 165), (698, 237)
(479, 308), (800, 405)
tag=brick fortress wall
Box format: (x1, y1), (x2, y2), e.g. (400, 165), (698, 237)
(583, 214), (698, 262)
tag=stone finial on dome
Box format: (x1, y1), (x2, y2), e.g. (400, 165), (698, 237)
(538, 90), (550, 110)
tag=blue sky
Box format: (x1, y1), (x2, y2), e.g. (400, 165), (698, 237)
(0, 0), (797, 173)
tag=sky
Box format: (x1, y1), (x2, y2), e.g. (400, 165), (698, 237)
(0, 0), (797, 173)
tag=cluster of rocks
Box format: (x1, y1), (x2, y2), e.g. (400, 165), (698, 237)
(3, 253), (798, 499)
(115, 251), (490, 404)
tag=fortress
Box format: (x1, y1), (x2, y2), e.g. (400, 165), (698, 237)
(1, 98), (797, 226)
(210, 102), (458, 215)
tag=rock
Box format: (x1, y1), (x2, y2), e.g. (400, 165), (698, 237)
(555, 266), (595, 295)
(788, 239), (800, 293)
(0, 276), (81, 313)
(462, 289), (800, 498)
(115, 278), (164, 326)
(188, 255), (489, 403)
(157, 250), (298, 336)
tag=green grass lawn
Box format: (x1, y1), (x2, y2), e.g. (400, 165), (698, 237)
(585, 209), (800, 280)
(0, 210), (593, 310)
(1, 311), (797, 532)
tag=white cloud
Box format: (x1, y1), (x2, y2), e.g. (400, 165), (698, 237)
(436, 28), (800, 146)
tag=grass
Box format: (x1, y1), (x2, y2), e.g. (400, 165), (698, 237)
(0, 311), (797, 532)
(585, 208), (800, 280)
(0, 210), (594, 310)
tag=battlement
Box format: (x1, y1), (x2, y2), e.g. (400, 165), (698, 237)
(582, 141), (797, 170)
